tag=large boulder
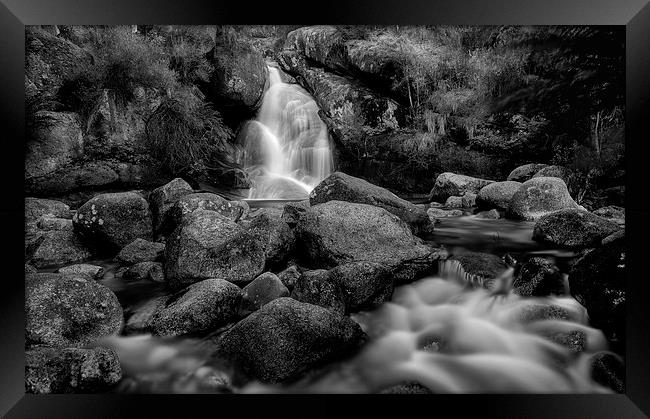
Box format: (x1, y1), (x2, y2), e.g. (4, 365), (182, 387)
(246, 209), (296, 269)
(291, 269), (347, 315)
(429, 173), (494, 202)
(164, 209), (265, 289)
(167, 193), (243, 233)
(532, 209), (620, 248)
(533, 165), (576, 193)
(295, 201), (441, 283)
(513, 257), (566, 297)
(284, 26), (349, 73)
(116, 238), (165, 265)
(73, 192), (153, 251)
(207, 32), (268, 118)
(310, 172), (432, 235)
(25, 111), (84, 180)
(25, 347), (122, 394)
(215, 297), (365, 383)
(569, 231), (625, 352)
(506, 177), (580, 221)
(26, 230), (93, 268)
(239, 272), (289, 316)
(148, 178), (193, 235)
(149, 278), (241, 336)
(476, 181), (522, 211)
(506, 163), (548, 183)
(26, 273), (123, 347)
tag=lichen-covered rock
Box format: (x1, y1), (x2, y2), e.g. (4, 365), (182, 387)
(123, 261), (164, 282)
(513, 257), (566, 297)
(57, 264), (105, 280)
(569, 231), (625, 352)
(593, 205), (625, 228)
(215, 297), (365, 383)
(277, 265), (301, 290)
(148, 178), (193, 235)
(476, 181), (522, 211)
(27, 230), (93, 268)
(281, 200), (310, 226)
(25, 346), (122, 394)
(506, 177), (580, 221)
(532, 209), (620, 248)
(291, 269), (346, 315)
(506, 163), (548, 183)
(296, 201), (441, 283)
(26, 273), (123, 347)
(246, 209), (295, 269)
(309, 172), (432, 235)
(73, 192), (153, 251)
(149, 278), (241, 337)
(116, 238), (165, 265)
(429, 173), (494, 202)
(239, 272), (289, 316)
(164, 209), (265, 289)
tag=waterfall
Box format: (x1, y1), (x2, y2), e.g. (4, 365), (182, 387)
(237, 66), (334, 200)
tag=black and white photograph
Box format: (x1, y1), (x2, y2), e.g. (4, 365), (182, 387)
(23, 23), (629, 395)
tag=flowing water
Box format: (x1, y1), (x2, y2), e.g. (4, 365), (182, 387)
(236, 66), (334, 200)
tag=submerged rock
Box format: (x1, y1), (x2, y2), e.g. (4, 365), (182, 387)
(215, 297), (365, 383)
(309, 172), (432, 235)
(532, 209), (620, 248)
(513, 257), (566, 297)
(445, 251), (509, 289)
(26, 273), (123, 347)
(506, 177), (580, 221)
(429, 172), (493, 203)
(25, 346), (122, 394)
(239, 272), (290, 316)
(164, 209), (265, 289)
(296, 201), (440, 283)
(116, 238), (165, 265)
(150, 278), (241, 337)
(476, 181), (522, 211)
(73, 192), (153, 251)
(57, 264), (105, 280)
(507, 163), (549, 183)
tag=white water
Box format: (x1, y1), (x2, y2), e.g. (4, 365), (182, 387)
(99, 263), (617, 394)
(238, 66), (334, 200)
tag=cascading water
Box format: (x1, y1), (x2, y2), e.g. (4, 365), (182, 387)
(237, 65), (334, 200)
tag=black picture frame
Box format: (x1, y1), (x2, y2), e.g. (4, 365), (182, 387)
(2, 0), (649, 417)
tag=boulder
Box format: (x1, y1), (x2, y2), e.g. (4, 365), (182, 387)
(149, 278), (241, 337)
(532, 209), (620, 248)
(593, 206), (625, 228)
(116, 238), (165, 265)
(427, 208), (463, 221)
(57, 264), (104, 280)
(25, 347), (122, 394)
(73, 192), (153, 251)
(533, 165), (574, 189)
(167, 193), (242, 232)
(215, 298), (365, 383)
(429, 173), (494, 202)
(281, 200), (310, 226)
(36, 216), (73, 231)
(239, 272), (290, 316)
(27, 230), (93, 268)
(164, 209), (265, 289)
(296, 201), (440, 283)
(476, 181), (522, 211)
(506, 163), (548, 183)
(506, 177), (580, 221)
(227, 200), (250, 222)
(246, 209), (296, 269)
(123, 262), (164, 282)
(25, 198), (71, 224)
(512, 257), (566, 297)
(277, 265), (301, 290)
(569, 231), (625, 352)
(26, 273), (123, 347)
(291, 269), (346, 315)
(445, 196), (463, 208)
(284, 26), (349, 72)
(461, 192), (477, 208)
(309, 172), (431, 235)
(328, 261), (393, 312)
(148, 178), (193, 235)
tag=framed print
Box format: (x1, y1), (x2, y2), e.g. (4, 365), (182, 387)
(1, 0), (649, 417)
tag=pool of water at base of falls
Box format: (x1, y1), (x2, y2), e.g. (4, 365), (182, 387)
(35, 200), (618, 394)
